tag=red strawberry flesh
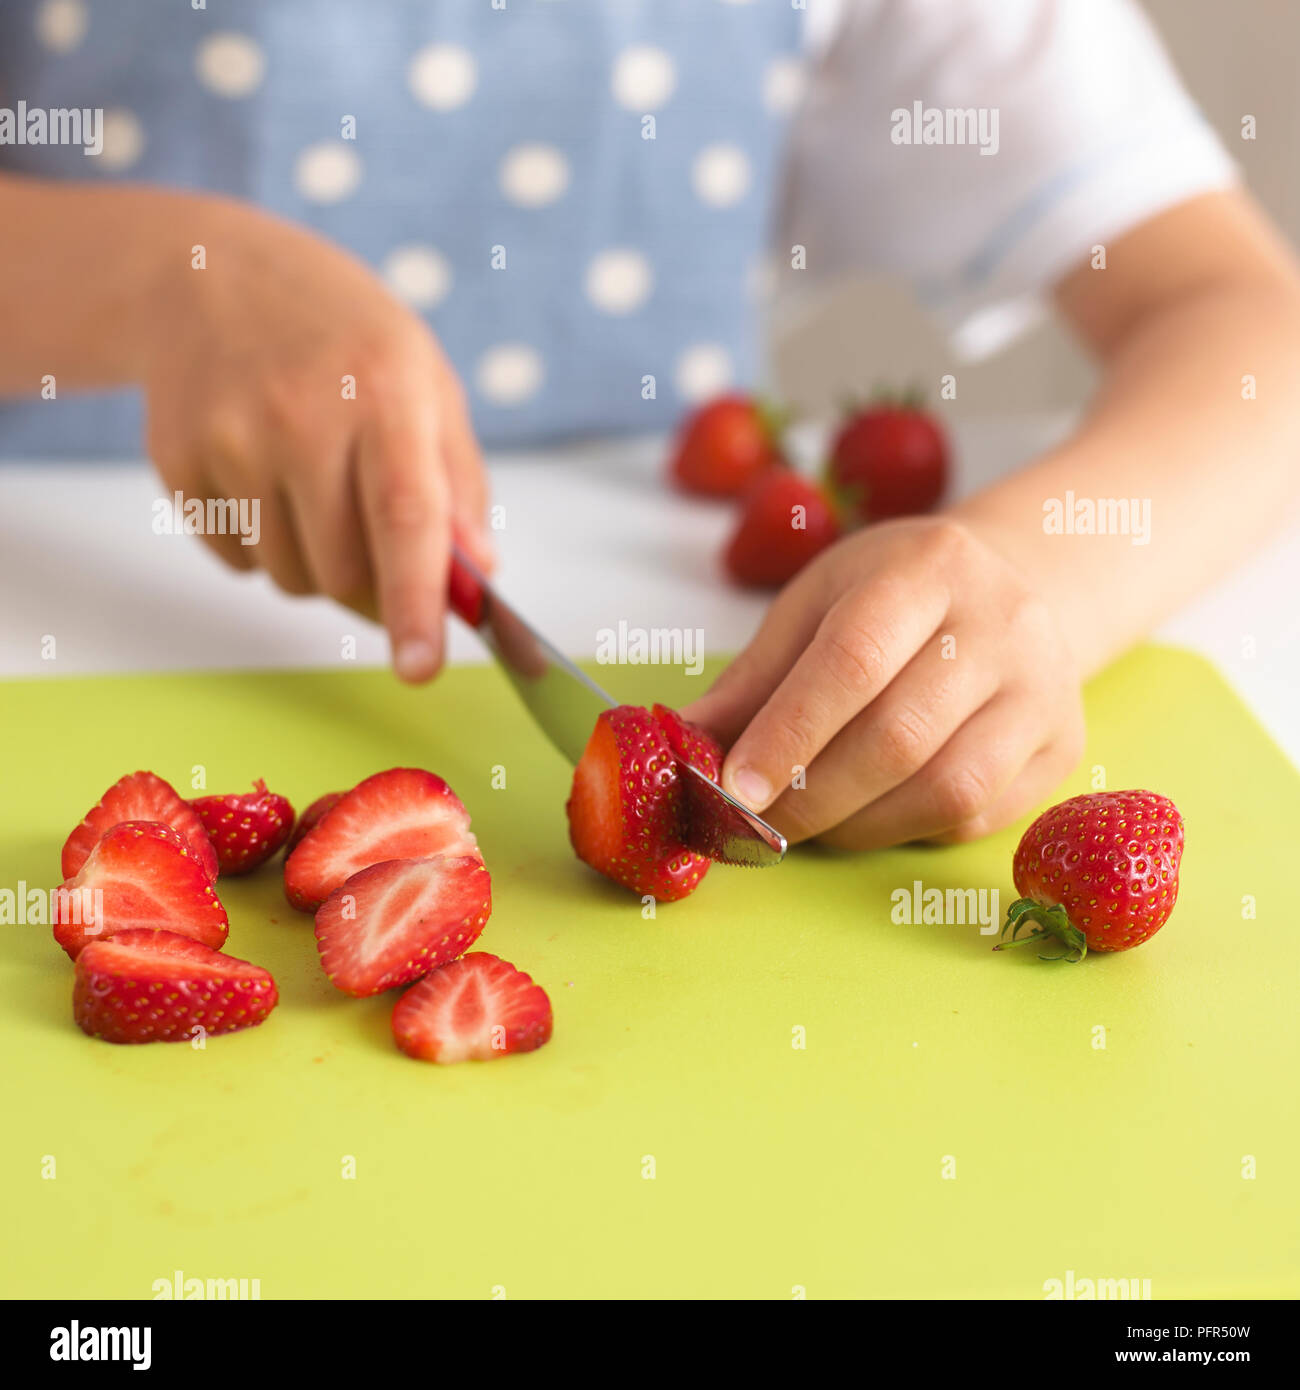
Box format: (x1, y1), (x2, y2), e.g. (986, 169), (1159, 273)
(74, 928), (277, 1043)
(314, 854), (492, 997)
(566, 704), (719, 901)
(62, 770), (218, 882)
(53, 820), (229, 960)
(284, 768), (478, 912)
(392, 951), (553, 1063)
(285, 792), (343, 854)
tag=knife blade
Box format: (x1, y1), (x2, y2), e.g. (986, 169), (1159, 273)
(447, 551), (786, 867)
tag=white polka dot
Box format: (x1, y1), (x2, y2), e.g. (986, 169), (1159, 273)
(675, 344), (734, 402)
(611, 46), (676, 111)
(477, 344), (543, 406)
(97, 110), (144, 172)
(409, 44), (477, 111)
(499, 144), (570, 208)
(762, 58), (806, 115)
(692, 144), (751, 208)
(35, 0), (87, 54)
(383, 245), (452, 309)
(585, 250), (653, 315)
(294, 142), (362, 203)
(195, 33), (266, 99)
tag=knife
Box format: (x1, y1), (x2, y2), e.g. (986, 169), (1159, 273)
(447, 550), (786, 867)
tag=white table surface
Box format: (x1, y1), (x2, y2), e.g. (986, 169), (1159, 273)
(3, 415), (1298, 769)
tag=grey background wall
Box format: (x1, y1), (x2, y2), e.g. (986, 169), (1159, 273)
(772, 0), (1299, 415)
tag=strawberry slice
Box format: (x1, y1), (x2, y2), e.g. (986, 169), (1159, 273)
(314, 854), (491, 996)
(285, 791), (343, 855)
(74, 928), (278, 1044)
(283, 768), (479, 912)
(190, 779), (295, 875)
(392, 952), (552, 1063)
(566, 704), (720, 902)
(62, 770), (218, 882)
(53, 820), (230, 960)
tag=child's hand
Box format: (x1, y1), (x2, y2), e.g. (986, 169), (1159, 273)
(680, 517), (1085, 849)
(139, 197), (493, 682)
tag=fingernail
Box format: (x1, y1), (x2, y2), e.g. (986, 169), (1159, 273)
(394, 638), (438, 684)
(727, 766), (772, 810)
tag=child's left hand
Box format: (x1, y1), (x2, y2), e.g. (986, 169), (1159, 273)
(679, 516), (1085, 849)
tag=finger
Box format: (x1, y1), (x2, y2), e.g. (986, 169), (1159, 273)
(720, 570), (950, 813)
(356, 407), (452, 684)
(179, 419), (260, 578)
(815, 693), (1048, 851)
(763, 629), (999, 843)
(434, 359), (496, 573)
(285, 448), (371, 606)
(923, 737), (1083, 847)
(677, 562), (832, 747)
(189, 464), (257, 573)
(243, 485), (313, 596)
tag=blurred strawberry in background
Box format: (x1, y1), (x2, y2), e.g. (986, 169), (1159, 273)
(666, 385), (947, 592)
(723, 469), (840, 589)
(825, 390), (949, 525)
(668, 392), (787, 498)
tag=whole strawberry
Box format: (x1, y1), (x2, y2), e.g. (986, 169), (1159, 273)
(670, 393), (787, 498)
(826, 390), (948, 525)
(190, 779), (295, 876)
(723, 469), (840, 589)
(996, 790), (1184, 961)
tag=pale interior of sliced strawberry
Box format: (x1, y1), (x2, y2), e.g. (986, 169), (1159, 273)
(292, 770), (479, 897)
(79, 929), (260, 982)
(393, 953), (548, 1063)
(315, 855), (489, 993)
(56, 822), (227, 957)
(63, 771), (218, 881)
(433, 968), (500, 1063)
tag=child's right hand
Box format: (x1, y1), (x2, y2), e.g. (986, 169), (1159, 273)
(138, 196), (493, 683)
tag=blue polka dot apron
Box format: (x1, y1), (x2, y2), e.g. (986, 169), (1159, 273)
(0, 0), (804, 457)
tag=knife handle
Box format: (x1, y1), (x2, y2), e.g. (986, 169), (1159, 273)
(448, 552), (485, 628)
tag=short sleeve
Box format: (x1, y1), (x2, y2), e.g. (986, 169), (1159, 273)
(781, 0), (1240, 357)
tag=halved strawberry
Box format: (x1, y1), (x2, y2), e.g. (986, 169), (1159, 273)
(190, 779), (295, 875)
(53, 820), (229, 960)
(74, 928), (277, 1044)
(283, 768), (479, 912)
(62, 771), (218, 882)
(392, 952), (552, 1063)
(285, 792), (343, 855)
(566, 704), (720, 902)
(314, 854), (491, 997)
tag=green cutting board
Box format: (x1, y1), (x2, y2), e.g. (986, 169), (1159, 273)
(0, 645), (1296, 1299)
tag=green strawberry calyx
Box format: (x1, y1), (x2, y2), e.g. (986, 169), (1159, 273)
(755, 396), (795, 447)
(994, 897), (1089, 963)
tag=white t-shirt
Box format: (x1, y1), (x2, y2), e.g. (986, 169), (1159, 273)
(784, 0), (1238, 356)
